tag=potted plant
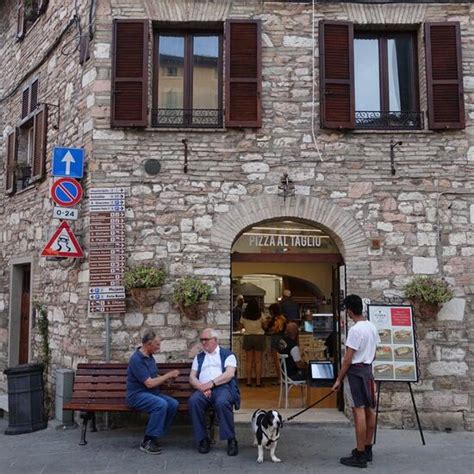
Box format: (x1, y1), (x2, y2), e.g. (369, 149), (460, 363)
(123, 266), (166, 308)
(404, 275), (454, 319)
(172, 276), (213, 320)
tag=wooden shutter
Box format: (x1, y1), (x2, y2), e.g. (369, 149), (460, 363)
(30, 80), (38, 113)
(111, 19), (149, 127)
(425, 22), (465, 130)
(31, 105), (48, 181)
(17, 0), (25, 40)
(21, 86), (30, 119)
(38, 0), (49, 15)
(319, 20), (355, 129)
(5, 130), (17, 195)
(225, 19), (262, 128)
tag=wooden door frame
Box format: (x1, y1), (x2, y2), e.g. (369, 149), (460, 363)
(8, 257), (34, 366)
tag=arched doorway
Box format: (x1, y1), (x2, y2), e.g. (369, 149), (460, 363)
(231, 218), (344, 410)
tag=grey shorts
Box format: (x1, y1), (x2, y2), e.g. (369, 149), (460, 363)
(344, 364), (376, 409)
(242, 334), (266, 351)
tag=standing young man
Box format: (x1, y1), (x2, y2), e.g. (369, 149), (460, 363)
(332, 295), (380, 468)
(126, 330), (180, 454)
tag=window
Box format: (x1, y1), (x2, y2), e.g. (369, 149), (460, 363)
(4, 80), (48, 195)
(153, 31), (222, 128)
(354, 32), (420, 130)
(319, 21), (465, 131)
(111, 19), (262, 129)
(16, 0), (49, 40)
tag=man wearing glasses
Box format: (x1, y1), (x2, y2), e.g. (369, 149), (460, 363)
(189, 328), (240, 456)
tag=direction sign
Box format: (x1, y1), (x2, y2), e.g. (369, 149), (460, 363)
(52, 147), (85, 178)
(51, 178), (83, 207)
(41, 221), (84, 258)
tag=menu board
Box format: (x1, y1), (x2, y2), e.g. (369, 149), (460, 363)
(368, 305), (418, 382)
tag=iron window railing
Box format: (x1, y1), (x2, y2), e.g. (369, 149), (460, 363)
(355, 111), (424, 130)
(152, 109), (223, 128)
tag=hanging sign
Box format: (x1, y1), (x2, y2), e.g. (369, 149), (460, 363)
(41, 221), (84, 258)
(368, 304), (418, 382)
(51, 177), (83, 207)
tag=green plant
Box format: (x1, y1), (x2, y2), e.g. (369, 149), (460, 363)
(404, 276), (454, 306)
(172, 276), (213, 307)
(123, 266), (166, 291)
(34, 303), (51, 369)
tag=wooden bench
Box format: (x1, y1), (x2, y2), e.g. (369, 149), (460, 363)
(63, 362), (198, 445)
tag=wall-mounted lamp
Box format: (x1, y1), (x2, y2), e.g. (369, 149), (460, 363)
(278, 173), (295, 202)
(390, 140), (403, 176)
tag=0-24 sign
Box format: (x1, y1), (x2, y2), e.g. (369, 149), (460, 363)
(53, 206), (78, 221)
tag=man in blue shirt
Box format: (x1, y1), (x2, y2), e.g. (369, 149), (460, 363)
(126, 330), (180, 454)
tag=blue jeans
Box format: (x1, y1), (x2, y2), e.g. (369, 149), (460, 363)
(127, 391), (179, 438)
(188, 385), (235, 442)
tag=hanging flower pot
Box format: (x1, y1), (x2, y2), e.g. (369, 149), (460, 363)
(130, 287), (162, 309)
(172, 276), (213, 320)
(411, 300), (440, 320)
(179, 301), (209, 320)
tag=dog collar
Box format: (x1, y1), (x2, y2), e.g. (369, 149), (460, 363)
(262, 430), (280, 445)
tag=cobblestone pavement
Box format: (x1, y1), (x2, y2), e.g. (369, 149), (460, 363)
(0, 418), (473, 473)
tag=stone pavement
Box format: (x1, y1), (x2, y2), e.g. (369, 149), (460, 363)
(0, 418), (473, 474)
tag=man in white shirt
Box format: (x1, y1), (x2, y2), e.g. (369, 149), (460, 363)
(189, 328), (239, 456)
(332, 295), (380, 468)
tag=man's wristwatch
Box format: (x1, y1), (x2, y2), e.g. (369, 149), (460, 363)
(212, 380), (216, 388)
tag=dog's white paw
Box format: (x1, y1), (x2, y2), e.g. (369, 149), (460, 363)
(271, 456), (281, 463)
(257, 457), (264, 463)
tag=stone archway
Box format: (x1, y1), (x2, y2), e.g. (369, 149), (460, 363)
(211, 195), (369, 277)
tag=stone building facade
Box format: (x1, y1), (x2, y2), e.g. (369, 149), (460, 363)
(0, 0), (473, 430)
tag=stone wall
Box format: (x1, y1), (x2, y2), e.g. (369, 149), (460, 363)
(0, 0), (473, 429)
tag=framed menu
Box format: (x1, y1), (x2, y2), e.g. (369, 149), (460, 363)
(368, 304), (418, 382)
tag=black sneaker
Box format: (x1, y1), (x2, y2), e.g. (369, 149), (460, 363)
(227, 438), (238, 456)
(198, 437), (211, 454)
(351, 445), (373, 462)
(140, 439), (162, 455)
(340, 450), (367, 468)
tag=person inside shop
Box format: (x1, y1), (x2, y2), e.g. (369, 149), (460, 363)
(262, 303), (287, 384)
(188, 328), (239, 456)
(241, 298), (266, 387)
(278, 321), (307, 380)
(280, 289), (300, 321)
(126, 330), (180, 455)
(331, 294), (380, 468)
(232, 294), (245, 331)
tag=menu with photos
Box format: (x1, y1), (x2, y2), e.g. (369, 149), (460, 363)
(368, 305), (418, 382)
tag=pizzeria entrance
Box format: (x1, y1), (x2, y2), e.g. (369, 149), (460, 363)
(230, 219), (345, 410)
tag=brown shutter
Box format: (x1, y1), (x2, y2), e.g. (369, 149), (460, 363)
(17, 0), (25, 40)
(38, 0), (49, 15)
(30, 80), (38, 113)
(31, 105), (48, 181)
(21, 86), (30, 119)
(319, 20), (355, 129)
(111, 19), (149, 127)
(225, 19), (262, 128)
(5, 130), (17, 195)
(425, 22), (465, 130)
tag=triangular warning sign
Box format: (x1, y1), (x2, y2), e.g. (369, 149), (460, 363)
(41, 221), (84, 258)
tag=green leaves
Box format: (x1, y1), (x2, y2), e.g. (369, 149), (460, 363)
(123, 266), (166, 291)
(404, 276), (454, 306)
(172, 276), (212, 307)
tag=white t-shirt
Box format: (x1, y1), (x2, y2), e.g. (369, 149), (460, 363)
(346, 320), (380, 364)
(191, 346), (237, 383)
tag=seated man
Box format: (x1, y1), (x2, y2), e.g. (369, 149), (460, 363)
(126, 330), (180, 454)
(189, 328), (240, 456)
(278, 322), (308, 380)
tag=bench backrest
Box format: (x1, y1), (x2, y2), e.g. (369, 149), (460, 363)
(69, 362), (193, 411)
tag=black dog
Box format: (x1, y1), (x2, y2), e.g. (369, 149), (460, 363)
(251, 409), (283, 463)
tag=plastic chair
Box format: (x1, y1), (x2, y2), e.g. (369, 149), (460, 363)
(278, 353), (307, 409)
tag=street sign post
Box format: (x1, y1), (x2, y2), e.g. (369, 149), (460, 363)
(52, 147), (85, 178)
(51, 177), (83, 207)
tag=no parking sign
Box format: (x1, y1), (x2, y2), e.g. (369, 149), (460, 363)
(51, 177), (83, 207)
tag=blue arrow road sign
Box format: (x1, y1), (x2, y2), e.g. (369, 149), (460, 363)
(52, 147), (85, 178)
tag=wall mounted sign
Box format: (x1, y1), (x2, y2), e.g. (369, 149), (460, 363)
(41, 221), (84, 258)
(368, 304), (418, 382)
(247, 233), (322, 248)
(51, 177), (83, 207)
(52, 147), (85, 178)
(52, 206), (78, 221)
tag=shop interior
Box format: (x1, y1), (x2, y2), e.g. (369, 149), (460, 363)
(231, 220), (344, 410)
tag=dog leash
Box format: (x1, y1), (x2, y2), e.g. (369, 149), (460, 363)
(284, 390), (336, 422)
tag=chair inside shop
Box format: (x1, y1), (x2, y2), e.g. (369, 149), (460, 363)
(277, 353), (307, 409)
